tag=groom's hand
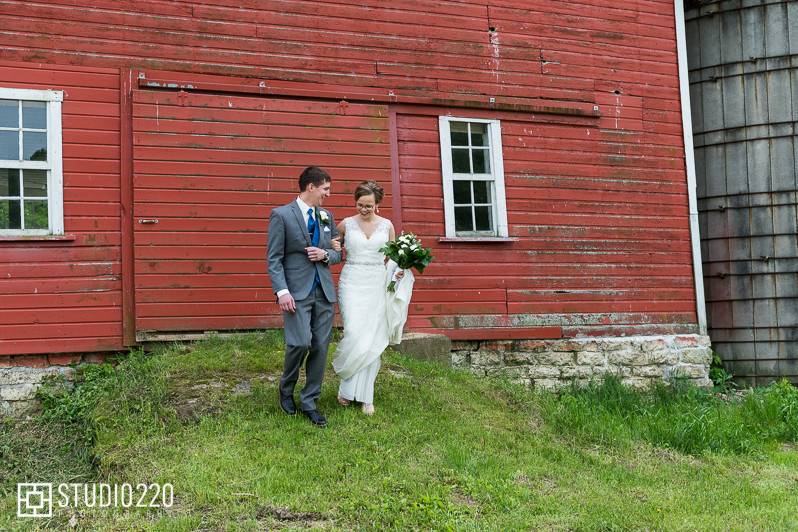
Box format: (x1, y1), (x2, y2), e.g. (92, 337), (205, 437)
(305, 246), (327, 262)
(278, 293), (296, 313)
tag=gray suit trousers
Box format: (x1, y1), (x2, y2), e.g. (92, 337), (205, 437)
(279, 284), (334, 411)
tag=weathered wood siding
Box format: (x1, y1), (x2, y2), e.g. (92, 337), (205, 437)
(397, 109), (697, 338)
(686, 0), (798, 384)
(133, 89), (389, 334)
(0, 1), (678, 109)
(0, 0), (699, 355)
(0, 62), (122, 355)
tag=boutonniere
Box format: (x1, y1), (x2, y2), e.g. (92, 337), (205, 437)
(317, 209), (330, 227)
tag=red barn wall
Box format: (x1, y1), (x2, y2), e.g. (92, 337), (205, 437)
(0, 62), (122, 355)
(396, 109), (696, 338)
(0, 1), (679, 109)
(0, 0), (699, 356)
(132, 89), (390, 336)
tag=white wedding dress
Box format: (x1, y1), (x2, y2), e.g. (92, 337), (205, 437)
(332, 217), (397, 404)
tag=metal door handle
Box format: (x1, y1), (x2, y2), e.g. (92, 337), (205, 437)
(138, 219), (159, 224)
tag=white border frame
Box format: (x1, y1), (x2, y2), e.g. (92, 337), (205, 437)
(0, 88), (64, 236)
(438, 116), (508, 238)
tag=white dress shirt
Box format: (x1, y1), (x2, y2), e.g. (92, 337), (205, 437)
(296, 196), (314, 226)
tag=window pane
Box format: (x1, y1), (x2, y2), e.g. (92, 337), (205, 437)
(0, 100), (16, 128)
(451, 148), (470, 173)
(450, 121), (469, 146)
(0, 168), (20, 196)
(473, 180), (491, 203)
(0, 130), (19, 160)
(470, 123), (488, 146)
(24, 200), (48, 229)
(453, 180), (471, 204)
(0, 199), (21, 229)
(22, 101), (46, 129)
(23, 169), (47, 197)
(472, 149), (490, 173)
(474, 205), (493, 231)
(23, 131), (47, 161)
(454, 206), (473, 232)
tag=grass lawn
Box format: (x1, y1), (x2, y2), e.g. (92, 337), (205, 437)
(2, 332), (798, 530)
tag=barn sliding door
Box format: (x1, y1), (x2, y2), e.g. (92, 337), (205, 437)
(132, 89), (389, 338)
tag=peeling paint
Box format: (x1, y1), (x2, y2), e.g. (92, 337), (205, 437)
(489, 28), (500, 86)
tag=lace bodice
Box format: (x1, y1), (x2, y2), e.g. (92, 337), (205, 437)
(342, 217), (390, 266)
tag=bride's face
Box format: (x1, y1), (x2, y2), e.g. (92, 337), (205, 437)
(356, 194), (377, 218)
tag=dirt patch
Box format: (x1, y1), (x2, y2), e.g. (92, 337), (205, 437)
(713, 388), (752, 402)
(451, 487), (479, 508)
(255, 505), (332, 528)
(530, 475), (558, 495)
(168, 375), (278, 422)
(173, 398), (221, 422)
(383, 363), (411, 379)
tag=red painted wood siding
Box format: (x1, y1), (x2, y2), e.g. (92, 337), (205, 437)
(0, 1), (676, 108)
(0, 62), (123, 355)
(0, 0), (698, 354)
(397, 108), (697, 338)
(132, 89), (389, 334)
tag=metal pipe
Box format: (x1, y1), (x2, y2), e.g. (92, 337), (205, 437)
(675, 0), (708, 335)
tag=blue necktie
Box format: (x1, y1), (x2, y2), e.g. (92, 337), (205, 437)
(307, 208), (320, 287)
(307, 208), (320, 247)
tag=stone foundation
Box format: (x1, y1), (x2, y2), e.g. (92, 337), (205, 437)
(0, 353), (108, 417)
(451, 334), (712, 391)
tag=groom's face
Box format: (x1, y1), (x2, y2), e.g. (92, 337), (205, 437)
(307, 181), (331, 207)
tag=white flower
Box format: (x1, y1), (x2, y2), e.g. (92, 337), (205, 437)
(318, 211), (329, 222)
(398, 249), (405, 255)
(410, 244), (418, 250)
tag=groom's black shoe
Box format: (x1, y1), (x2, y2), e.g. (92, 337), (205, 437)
(301, 409), (327, 428)
(279, 392), (297, 416)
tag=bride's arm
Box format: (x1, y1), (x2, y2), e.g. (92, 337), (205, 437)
(387, 221), (404, 279)
(332, 219), (346, 253)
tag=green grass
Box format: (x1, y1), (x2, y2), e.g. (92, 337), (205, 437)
(2, 332), (798, 530)
(537, 375), (798, 456)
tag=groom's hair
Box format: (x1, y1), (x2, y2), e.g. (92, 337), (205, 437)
(299, 166), (332, 191)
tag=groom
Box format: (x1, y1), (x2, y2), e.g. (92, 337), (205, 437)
(267, 166), (341, 427)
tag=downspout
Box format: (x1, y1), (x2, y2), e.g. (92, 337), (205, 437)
(674, 0), (707, 335)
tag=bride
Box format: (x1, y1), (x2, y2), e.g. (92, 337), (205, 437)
(331, 180), (403, 415)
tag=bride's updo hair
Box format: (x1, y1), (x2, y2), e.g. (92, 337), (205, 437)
(354, 180), (384, 204)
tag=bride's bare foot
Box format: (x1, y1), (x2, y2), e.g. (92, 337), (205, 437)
(361, 403), (375, 415)
(337, 395), (351, 407)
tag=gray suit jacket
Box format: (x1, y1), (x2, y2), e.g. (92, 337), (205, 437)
(267, 201), (341, 302)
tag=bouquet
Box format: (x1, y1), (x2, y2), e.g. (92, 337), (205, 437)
(379, 232), (434, 292)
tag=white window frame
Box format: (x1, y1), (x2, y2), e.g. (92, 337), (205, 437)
(439, 116), (508, 238)
(0, 88), (64, 236)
